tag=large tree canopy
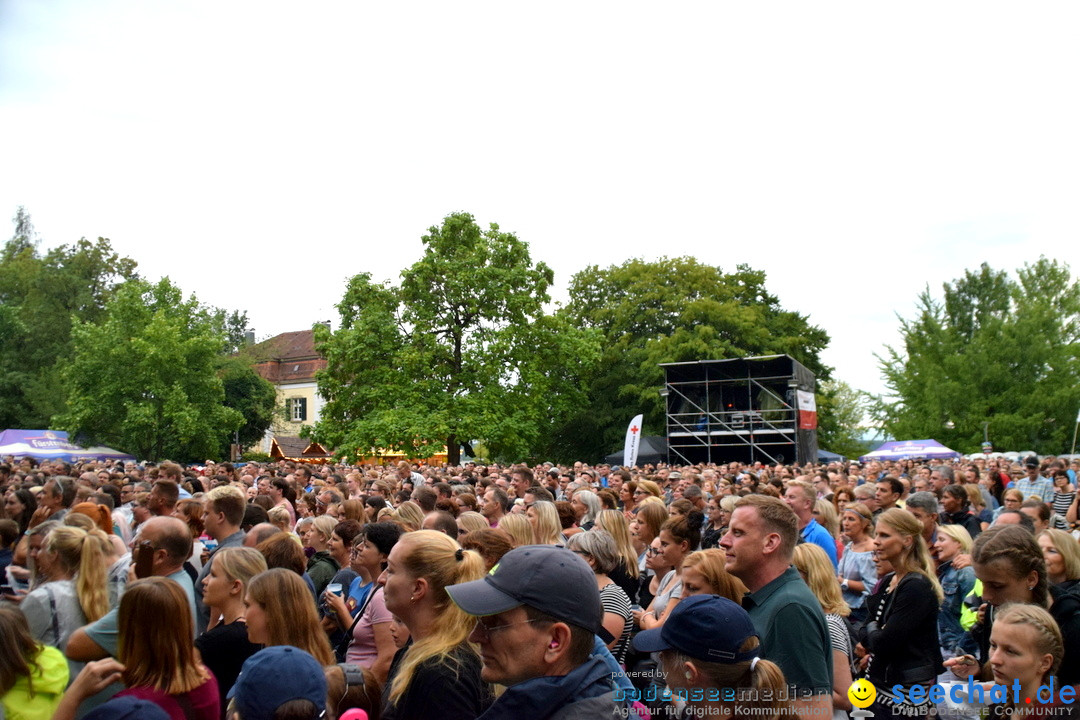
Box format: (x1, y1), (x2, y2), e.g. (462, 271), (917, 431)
(0, 207), (138, 428)
(876, 259), (1080, 454)
(56, 277), (243, 461)
(311, 212), (600, 465)
(546, 257), (831, 462)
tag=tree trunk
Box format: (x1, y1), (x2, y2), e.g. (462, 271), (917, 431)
(446, 433), (460, 466)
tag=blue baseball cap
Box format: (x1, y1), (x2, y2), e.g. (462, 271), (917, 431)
(632, 595), (760, 663)
(83, 697), (171, 720)
(227, 646), (327, 719)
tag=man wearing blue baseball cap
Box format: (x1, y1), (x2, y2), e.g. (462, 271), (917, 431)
(447, 544), (621, 720)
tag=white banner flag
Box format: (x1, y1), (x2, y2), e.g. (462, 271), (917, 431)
(623, 414), (644, 469)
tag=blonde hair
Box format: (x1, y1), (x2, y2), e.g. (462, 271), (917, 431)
(456, 511), (488, 536)
(529, 501), (562, 545)
(310, 515), (339, 545)
(45, 525), (110, 622)
(792, 543), (849, 616)
(994, 603), (1063, 681)
(876, 508), (943, 603)
(213, 547), (268, 588)
(392, 501), (424, 532)
(267, 505), (291, 531)
(814, 499), (840, 539)
(594, 510), (639, 579)
(497, 514), (534, 548)
(119, 577), (208, 694)
(387, 531), (484, 706)
(937, 524), (974, 554)
(247, 568), (334, 665)
(1039, 529), (1080, 581)
(681, 550), (746, 602)
(635, 480), (663, 498)
(842, 502), (875, 538)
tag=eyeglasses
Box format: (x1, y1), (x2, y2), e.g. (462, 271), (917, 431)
(473, 617), (548, 639)
(646, 547), (661, 556)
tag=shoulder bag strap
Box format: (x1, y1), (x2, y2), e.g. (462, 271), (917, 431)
(335, 586), (377, 661)
(44, 583), (61, 646)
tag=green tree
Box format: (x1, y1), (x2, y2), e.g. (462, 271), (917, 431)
(218, 356), (278, 457)
(0, 207), (138, 427)
(56, 278), (243, 461)
(876, 259), (1080, 454)
(550, 257), (832, 461)
(816, 379), (870, 459)
(311, 213), (600, 465)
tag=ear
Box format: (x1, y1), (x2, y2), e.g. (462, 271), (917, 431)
(412, 576), (429, 601)
(1037, 652), (1054, 678)
(229, 578), (243, 597)
(543, 622), (574, 662)
(761, 531), (782, 556)
(1026, 570), (1040, 591)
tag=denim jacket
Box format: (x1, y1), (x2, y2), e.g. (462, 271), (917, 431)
(938, 562), (977, 655)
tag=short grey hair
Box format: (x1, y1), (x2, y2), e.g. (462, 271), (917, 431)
(905, 491), (938, 515)
(566, 528), (620, 574)
(934, 465), (955, 481)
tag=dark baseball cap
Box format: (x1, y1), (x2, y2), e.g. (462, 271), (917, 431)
(83, 698), (170, 720)
(446, 544), (614, 642)
(228, 646), (327, 719)
(633, 594), (759, 663)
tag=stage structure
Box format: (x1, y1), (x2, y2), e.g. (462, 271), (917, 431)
(661, 355), (818, 466)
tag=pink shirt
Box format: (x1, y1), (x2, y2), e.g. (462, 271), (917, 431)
(346, 587), (392, 667)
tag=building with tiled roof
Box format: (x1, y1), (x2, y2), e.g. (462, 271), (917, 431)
(242, 328), (327, 454)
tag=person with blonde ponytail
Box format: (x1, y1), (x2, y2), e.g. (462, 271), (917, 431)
(633, 594), (789, 720)
(20, 525), (110, 664)
(379, 529), (491, 720)
(858, 508), (944, 716)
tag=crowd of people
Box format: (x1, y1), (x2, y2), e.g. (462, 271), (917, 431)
(1, 453), (1079, 720)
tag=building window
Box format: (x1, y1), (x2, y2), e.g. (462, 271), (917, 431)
(288, 397), (307, 422)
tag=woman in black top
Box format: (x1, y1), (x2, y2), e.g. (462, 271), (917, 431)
(379, 530), (492, 720)
(860, 508), (943, 716)
(196, 547), (266, 718)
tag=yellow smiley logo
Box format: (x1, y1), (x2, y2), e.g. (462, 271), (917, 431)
(848, 678), (877, 709)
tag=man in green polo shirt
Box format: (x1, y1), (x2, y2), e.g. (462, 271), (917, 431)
(720, 494), (833, 719)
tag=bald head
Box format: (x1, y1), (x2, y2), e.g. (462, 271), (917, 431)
(244, 522), (280, 548)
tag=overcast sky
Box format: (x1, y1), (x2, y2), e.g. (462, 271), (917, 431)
(2, 1), (1078, 402)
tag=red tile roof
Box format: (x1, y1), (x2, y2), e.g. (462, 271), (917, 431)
(244, 330), (327, 384)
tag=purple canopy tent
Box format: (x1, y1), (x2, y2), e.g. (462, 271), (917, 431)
(859, 439), (960, 462)
(0, 429), (135, 463)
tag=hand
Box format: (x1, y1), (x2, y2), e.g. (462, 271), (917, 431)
(69, 658), (126, 700)
(943, 654), (979, 679)
(977, 603), (988, 626)
(1, 589), (28, 605)
(28, 506), (54, 529)
(200, 549), (211, 566)
(952, 553), (972, 570)
(323, 590), (347, 617)
(7, 566), (30, 581)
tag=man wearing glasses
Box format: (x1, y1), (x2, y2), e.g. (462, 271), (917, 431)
(447, 545), (621, 720)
